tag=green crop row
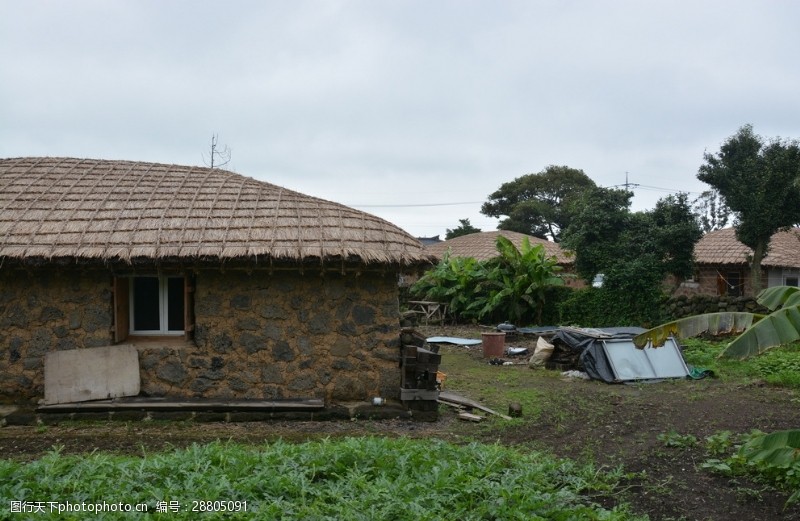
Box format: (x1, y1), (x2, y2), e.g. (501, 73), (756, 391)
(0, 437), (645, 520)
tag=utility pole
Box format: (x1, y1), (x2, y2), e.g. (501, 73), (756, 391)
(623, 172), (638, 191)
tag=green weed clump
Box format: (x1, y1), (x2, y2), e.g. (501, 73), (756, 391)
(0, 437), (644, 520)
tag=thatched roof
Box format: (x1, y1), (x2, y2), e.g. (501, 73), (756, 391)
(424, 230), (573, 264)
(694, 227), (800, 269)
(0, 157), (434, 266)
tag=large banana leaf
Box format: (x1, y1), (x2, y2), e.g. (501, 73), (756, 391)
(756, 285), (800, 311)
(740, 429), (800, 466)
(632, 312), (762, 349)
(720, 305), (800, 359)
(634, 286), (800, 359)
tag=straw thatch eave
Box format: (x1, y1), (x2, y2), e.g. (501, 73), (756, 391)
(424, 230), (572, 264)
(0, 157), (436, 268)
(694, 227), (800, 269)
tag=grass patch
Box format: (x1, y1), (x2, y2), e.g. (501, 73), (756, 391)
(681, 338), (800, 389)
(0, 437), (644, 520)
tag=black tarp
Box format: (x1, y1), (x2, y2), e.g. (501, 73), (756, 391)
(551, 327), (648, 383)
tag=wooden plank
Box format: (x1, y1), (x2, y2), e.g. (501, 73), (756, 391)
(113, 277), (129, 344)
(400, 389), (439, 401)
(458, 412), (484, 422)
(438, 391), (512, 420)
(44, 345), (140, 405)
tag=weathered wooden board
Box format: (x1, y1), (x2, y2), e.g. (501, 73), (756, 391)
(438, 391), (512, 420)
(458, 412), (484, 422)
(44, 345), (140, 405)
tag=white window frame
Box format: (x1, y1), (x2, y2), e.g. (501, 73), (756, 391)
(129, 275), (185, 336)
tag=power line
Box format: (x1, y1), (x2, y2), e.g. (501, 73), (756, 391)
(348, 201), (484, 208)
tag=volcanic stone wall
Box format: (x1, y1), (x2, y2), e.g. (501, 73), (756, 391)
(0, 268), (113, 402)
(0, 266), (402, 405)
(147, 269), (402, 403)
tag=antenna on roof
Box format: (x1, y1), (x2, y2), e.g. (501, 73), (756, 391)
(203, 134), (231, 169)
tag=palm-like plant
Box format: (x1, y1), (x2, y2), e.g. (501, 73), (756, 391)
(633, 286), (800, 359)
(410, 251), (488, 322)
(479, 236), (564, 324)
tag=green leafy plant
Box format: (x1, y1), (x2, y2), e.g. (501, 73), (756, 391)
(705, 431), (735, 456)
(479, 236), (564, 324)
(0, 437), (644, 520)
(410, 252), (488, 322)
(700, 429), (800, 507)
(411, 237), (565, 325)
(740, 429), (800, 506)
(657, 430), (698, 448)
(633, 286), (800, 359)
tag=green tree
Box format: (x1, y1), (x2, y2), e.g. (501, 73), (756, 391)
(560, 189), (702, 326)
(697, 125), (800, 292)
(559, 186), (632, 282)
(650, 193), (704, 281)
(692, 189), (730, 233)
(445, 218), (481, 240)
(481, 165), (596, 242)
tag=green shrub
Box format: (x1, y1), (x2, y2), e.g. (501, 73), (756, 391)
(411, 238), (566, 326)
(558, 261), (667, 328)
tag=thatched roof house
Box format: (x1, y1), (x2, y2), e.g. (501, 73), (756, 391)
(423, 230), (581, 287)
(682, 227), (800, 297)
(0, 157), (434, 408)
(0, 157), (427, 266)
(424, 230), (570, 263)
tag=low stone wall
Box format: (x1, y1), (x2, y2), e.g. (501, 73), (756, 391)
(0, 268), (113, 402)
(662, 294), (768, 320)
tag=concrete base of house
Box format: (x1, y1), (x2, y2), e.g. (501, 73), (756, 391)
(0, 399), (439, 426)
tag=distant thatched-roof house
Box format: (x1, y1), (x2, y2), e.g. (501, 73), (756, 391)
(423, 230), (582, 287)
(680, 227), (800, 297)
(0, 157), (434, 407)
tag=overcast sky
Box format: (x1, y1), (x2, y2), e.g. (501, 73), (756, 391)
(2, 1), (799, 238)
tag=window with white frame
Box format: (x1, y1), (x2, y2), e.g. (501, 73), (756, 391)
(129, 275), (185, 335)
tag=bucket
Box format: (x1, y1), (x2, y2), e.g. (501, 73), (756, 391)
(481, 332), (506, 358)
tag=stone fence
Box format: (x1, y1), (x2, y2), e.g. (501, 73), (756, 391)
(662, 294), (768, 320)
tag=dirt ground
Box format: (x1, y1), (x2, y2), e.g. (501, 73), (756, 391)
(2, 325), (800, 521)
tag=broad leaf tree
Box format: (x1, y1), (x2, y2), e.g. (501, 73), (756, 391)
(445, 218), (481, 240)
(692, 189), (730, 233)
(697, 125), (800, 292)
(559, 186), (633, 282)
(410, 237), (565, 325)
(481, 165), (596, 242)
(561, 188), (702, 326)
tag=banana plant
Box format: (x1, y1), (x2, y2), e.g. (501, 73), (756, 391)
(478, 236), (564, 324)
(739, 429), (800, 506)
(632, 286), (800, 359)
